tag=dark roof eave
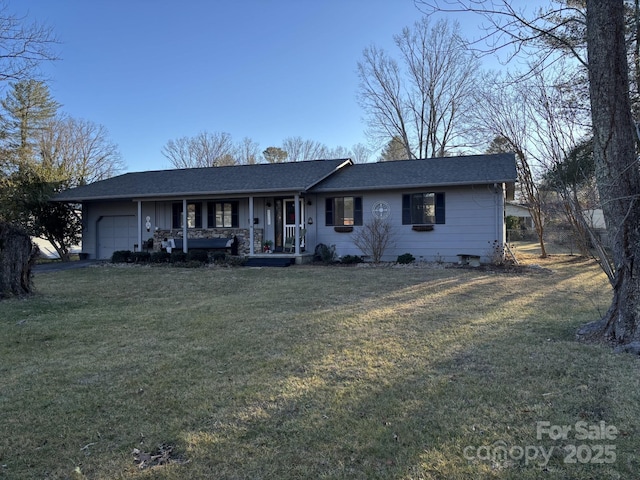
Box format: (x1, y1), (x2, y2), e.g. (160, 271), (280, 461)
(310, 179), (516, 193)
(54, 187), (313, 202)
(55, 179), (517, 201)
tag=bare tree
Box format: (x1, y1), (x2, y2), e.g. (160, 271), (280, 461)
(12, 115), (124, 261)
(235, 137), (260, 165)
(281, 136), (328, 161)
(39, 116), (124, 185)
(475, 76), (549, 256)
(357, 17), (480, 159)
(325, 145), (350, 160)
(580, 0), (640, 348)
(0, 2), (59, 85)
(422, 0), (640, 349)
(352, 218), (394, 263)
(349, 143), (372, 163)
(161, 131), (236, 168)
(418, 1), (587, 66)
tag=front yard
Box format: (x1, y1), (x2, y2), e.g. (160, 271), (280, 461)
(1, 255), (638, 479)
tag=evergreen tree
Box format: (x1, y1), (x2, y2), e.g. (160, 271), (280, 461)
(1, 79), (59, 167)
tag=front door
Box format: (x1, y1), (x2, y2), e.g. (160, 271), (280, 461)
(274, 198), (305, 250)
(283, 199), (305, 249)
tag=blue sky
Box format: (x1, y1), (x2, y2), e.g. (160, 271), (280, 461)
(13, 0), (509, 172)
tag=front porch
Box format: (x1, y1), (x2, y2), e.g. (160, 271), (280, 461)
(137, 193), (312, 258)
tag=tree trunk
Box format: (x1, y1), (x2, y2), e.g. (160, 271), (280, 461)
(0, 221), (39, 298)
(578, 0), (640, 348)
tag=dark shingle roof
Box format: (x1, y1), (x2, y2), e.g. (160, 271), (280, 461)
(308, 153), (517, 192)
(54, 153), (516, 202)
(54, 159), (352, 201)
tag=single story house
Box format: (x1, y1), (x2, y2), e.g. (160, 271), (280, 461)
(505, 202), (534, 230)
(54, 153), (517, 263)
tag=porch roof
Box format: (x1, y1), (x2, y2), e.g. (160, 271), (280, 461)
(54, 159), (352, 201)
(308, 153), (517, 192)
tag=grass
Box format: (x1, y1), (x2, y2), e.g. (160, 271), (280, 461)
(1, 254), (639, 479)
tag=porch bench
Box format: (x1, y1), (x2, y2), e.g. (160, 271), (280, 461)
(173, 238), (233, 251)
(457, 253), (481, 267)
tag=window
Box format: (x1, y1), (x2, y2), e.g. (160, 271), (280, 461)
(207, 201), (239, 228)
(172, 202), (202, 228)
(402, 193), (445, 224)
(325, 197), (363, 226)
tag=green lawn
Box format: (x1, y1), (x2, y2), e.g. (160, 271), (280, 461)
(1, 257), (638, 479)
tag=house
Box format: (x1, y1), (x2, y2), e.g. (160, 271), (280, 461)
(53, 153), (517, 263)
(505, 202), (534, 230)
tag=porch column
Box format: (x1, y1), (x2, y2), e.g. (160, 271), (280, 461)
(137, 200), (142, 252)
(182, 198), (188, 253)
(249, 196), (255, 255)
(294, 193), (300, 254)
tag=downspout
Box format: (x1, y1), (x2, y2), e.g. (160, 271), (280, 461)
(182, 198), (188, 253)
(249, 196), (254, 255)
(137, 200), (142, 252)
(496, 183), (505, 256)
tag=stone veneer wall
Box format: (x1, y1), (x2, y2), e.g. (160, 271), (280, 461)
(153, 228), (262, 256)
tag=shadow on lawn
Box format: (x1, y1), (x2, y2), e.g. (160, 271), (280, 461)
(173, 264), (621, 479)
(7, 259), (627, 479)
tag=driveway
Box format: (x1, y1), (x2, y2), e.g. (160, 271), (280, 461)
(32, 260), (100, 273)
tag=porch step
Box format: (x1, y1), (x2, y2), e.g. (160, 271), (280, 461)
(244, 257), (295, 268)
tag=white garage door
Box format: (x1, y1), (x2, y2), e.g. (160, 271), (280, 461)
(97, 215), (137, 259)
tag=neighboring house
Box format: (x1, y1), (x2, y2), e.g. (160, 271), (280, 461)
(583, 208), (606, 230)
(583, 208), (609, 246)
(54, 153), (517, 263)
(32, 237), (82, 259)
(505, 202), (534, 229)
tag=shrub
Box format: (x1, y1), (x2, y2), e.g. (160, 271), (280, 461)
(130, 251), (151, 263)
(226, 255), (246, 267)
(170, 251), (187, 263)
(397, 253), (415, 264)
(341, 254), (364, 264)
(150, 251), (170, 263)
(352, 218), (394, 263)
(211, 252), (227, 264)
(314, 243), (337, 264)
(111, 250), (131, 263)
(188, 250), (209, 263)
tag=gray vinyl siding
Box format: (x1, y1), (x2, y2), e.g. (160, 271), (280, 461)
(82, 185), (506, 262)
(316, 185), (505, 263)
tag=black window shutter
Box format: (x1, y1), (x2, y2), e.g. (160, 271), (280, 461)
(402, 195), (411, 224)
(435, 193), (445, 224)
(172, 203), (182, 228)
(231, 202), (239, 227)
(325, 198), (334, 226)
(354, 197), (363, 225)
(194, 203), (202, 228)
(207, 202), (214, 227)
